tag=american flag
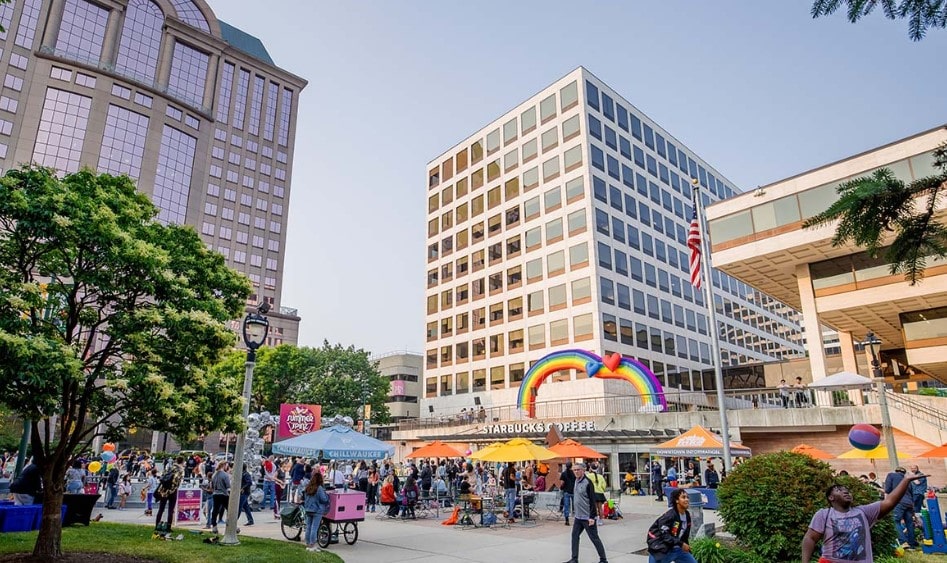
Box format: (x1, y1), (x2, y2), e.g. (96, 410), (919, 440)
(687, 206), (702, 288)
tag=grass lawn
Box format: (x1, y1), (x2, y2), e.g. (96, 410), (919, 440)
(903, 551), (947, 562)
(0, 523), (343, 563)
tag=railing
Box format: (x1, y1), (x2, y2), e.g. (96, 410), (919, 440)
(394, 386), (904, 433)
(884, 391), (947, 430)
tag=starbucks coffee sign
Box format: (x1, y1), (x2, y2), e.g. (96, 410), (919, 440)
(478, 420), (596, 434)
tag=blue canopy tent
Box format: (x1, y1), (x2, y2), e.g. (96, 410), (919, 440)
(271, 424), (394, 460)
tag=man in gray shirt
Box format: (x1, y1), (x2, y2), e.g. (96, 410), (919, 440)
(564, 463), (608, 563)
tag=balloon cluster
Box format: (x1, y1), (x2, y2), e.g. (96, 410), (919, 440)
(321, 414), (354, 428)
(244, 410), (279, 502)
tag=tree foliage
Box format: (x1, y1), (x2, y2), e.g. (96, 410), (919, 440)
(210, 341), (391, 424)
(803, 144), (947, 285)
(717, 451), (895, 561)
(812, 0), (947, 40)
(0, 167), (250, 558)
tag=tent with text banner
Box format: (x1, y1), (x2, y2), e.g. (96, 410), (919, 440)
(652, 425), (752, 458)
(272, 424), (394, 460)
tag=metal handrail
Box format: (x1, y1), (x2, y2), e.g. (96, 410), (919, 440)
(883, 391), (947, 430)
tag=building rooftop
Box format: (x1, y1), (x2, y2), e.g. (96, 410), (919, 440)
(218, 20), (274, 65)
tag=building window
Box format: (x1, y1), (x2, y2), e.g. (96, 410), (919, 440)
(97, 104), (149, 180)
(14, 0), (42, 49)
(153, 126), (197, 224)
(167, 41), (209, 108)
(56, 0), (109, 64)
(32, 88), (92, 174)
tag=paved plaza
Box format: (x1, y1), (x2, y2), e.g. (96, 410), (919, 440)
(97, 495), (719, 562)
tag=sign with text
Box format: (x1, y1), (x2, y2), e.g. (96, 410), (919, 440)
(478, 420), (596, 434)
(278, 403), (321, 439)
(176, 486), (201, 522)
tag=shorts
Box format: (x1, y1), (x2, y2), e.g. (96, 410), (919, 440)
(594, 493), (607, 503)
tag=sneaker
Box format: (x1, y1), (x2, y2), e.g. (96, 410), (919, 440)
(245, 522), (254, 526)
(211, 528), (219, 535)
(564, 519), (570, 526)
(306, 546), (322, 552)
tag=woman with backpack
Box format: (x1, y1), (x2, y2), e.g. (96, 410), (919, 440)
(154, 456), (185, 534)
(303, 471), (330, 552)
(400, 475), (420, 519)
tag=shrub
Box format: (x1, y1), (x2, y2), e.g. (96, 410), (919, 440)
(690, 537), (766, 563)
(717, 452), (896, 561)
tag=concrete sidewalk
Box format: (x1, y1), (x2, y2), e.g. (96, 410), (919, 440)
(93, 494), (718, 562)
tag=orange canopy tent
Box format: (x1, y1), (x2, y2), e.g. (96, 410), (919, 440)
(405, 440), (466, 459)
(652, 425), (752, 457)
(918, 444), (947, 458)
(791, 444), (834, 460)
(549, 439), (606, 459)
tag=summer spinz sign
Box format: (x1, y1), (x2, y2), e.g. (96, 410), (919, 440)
(278, 403), (321, 438)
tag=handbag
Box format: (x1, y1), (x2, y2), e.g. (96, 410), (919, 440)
(140, 488), (146, 501)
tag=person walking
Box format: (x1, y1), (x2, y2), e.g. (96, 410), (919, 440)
(209, 461), (231, 534)
(239, 463), (255, 526)
(154, 456), (185, 533)
(646, 488), (695, 563)
(802, 470), (926, 562)
(303, 471), (330, 552)
(563, 463), (608, 563)
(261, 455), (277, 510)
(503, 461), (518, 523)
(104, 464), (120, 509)
(651, 461), (664, 502)
(909, 464), (928, 513)
(144, 468), (158, 516)
(559, 461), (576, 526)
(884, 466), (919, 550)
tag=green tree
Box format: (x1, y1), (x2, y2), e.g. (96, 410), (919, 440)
(812, 0), (947, 40)
(803, 144), (947, 285)
(211, 341), (391, 424)
(0, 167), (250, 559)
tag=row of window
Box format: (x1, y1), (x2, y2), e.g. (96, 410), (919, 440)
(429, 80), (580, 189)
(427, 177), (587, 264)
(585, 80), (735, 201)
(427, 276), (592, 335)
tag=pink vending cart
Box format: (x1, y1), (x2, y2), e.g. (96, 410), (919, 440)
(316, 490), (366, 548)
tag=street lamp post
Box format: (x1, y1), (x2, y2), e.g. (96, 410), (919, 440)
(221, 303), (270, 546)
(862, 331), (899, 471)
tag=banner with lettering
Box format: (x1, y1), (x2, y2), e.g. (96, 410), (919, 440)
(278, 403), (321, 439)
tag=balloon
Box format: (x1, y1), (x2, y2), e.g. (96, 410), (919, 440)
(88, 461), (102, 473)
(465, 449), (472, 456)
(101, 451), (116, 462)
(102, 443), (116, 452)
(849, 424), (881, 451)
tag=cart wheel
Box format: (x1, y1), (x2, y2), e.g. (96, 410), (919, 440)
(342, 522), (358, 545)
(280, 518), (301, 541)
(317, 520), (331, 548)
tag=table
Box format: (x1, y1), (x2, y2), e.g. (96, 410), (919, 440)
(457, 495), (481, 528)
(62, 494), (101, 527)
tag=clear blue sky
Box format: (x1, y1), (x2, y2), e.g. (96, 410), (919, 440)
(206, 0), (947, 355)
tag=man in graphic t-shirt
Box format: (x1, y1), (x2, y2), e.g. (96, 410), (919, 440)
(801, 470), (926, 562)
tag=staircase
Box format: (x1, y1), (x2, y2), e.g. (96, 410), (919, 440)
(884, 392), (947, 446)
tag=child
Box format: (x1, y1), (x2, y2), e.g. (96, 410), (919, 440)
(145, 468), (158, 516)
(118, 474), (132, 510)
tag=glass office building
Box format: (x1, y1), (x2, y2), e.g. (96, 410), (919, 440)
(0, 0), (306, 344)
(423, 67), (804, 415)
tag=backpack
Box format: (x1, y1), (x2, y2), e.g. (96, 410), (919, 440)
(159, 469), (176, 490)
(482, 511), (497, 526)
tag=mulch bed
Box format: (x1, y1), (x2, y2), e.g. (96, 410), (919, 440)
(0, 555), (160, 562)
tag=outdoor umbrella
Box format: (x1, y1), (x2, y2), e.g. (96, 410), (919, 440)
(837, 446), (907, 460)
(406, 440), (466, 459)
(271, 424), (395, 460)
(549, 439), (606, 459)
(791, 444), (835, 460)
(918, 444), (947, 458)
(469, 438), (558, 462)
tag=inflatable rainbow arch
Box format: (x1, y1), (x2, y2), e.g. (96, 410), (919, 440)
(516, 349), (667, 418)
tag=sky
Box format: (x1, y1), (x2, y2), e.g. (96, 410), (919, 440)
(205, 1), (947, 356)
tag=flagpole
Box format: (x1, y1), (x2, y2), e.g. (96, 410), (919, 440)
(691, 178), (733, 473)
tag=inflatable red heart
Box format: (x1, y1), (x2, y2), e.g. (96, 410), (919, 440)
(604, 353), (622, 372)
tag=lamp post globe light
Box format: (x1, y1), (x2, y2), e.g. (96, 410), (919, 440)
(861, 330), (899, 471)
(221, 303), (270, 546)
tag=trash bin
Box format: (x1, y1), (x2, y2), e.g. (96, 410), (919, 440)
(687, 490), (706, 539)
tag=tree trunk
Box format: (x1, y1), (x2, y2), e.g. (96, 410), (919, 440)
(32, 468), (65, 560)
